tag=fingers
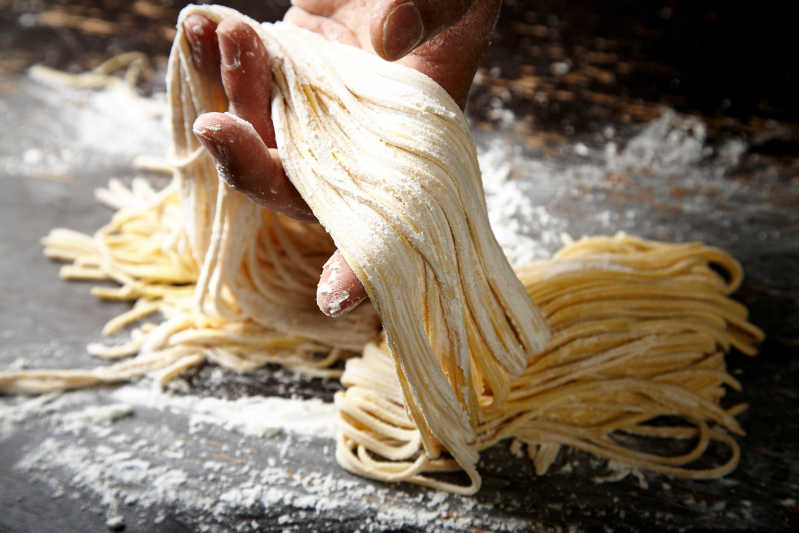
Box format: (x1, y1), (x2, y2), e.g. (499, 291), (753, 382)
(193, 112), (315, 222)
(187, 16), (311, 221)
(289, 0), (344, 17)
(182, 14), (222, 88)
(317, 251), (368, 317)
(396, 0), (501, 109)
(284, 6), (360, 47)
(184, 16), (277, 146)
(216, 18), (277, 147)
(370, 0), (479, 61)
(187, 13), (369, 315)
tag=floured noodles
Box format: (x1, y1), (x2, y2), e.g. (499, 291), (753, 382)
(0, 4), (762, 495)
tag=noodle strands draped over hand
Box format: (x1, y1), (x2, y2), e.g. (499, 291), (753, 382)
(169, 4), (550, 486)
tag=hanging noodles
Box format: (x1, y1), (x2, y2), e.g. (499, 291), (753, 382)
(168, 4), (551, 484)
(0, 4), (763, 495)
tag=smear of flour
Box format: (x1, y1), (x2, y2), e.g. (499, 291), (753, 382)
(111, 384), (338, 438)
(59, 403), (134, 433)
(0, 77), (167, 179)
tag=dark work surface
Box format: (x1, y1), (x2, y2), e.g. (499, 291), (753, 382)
(1, 1), (798, 532)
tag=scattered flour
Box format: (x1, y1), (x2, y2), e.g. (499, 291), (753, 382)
(0, 77), (167, 179)
(479, 139), (568, 265)
(111, 384), (338, 439)
(9, 384), (542, 532)
(477, 107), (790, 270)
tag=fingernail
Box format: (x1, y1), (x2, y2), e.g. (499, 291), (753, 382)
(320, 289), (367, 318)
(217, 28), (241, 69)
(192, 123), (220, 158)
(382, 2), (423, 61)
(318, 260), (367, 317)
(193, 124), (233, 181)
(319, 286), (351, 317)
(183, 21), (204, 69)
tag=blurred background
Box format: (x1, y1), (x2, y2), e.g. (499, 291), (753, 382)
(2, 0), (796, 147)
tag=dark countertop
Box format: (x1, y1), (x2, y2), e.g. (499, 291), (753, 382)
(1, 1), (797, 532)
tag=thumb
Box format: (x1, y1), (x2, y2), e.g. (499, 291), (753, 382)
(317, 251), (368, 317)
(371, 0), (479, 61)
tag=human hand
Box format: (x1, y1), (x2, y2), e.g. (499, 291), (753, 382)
(187, 0), (501, 317)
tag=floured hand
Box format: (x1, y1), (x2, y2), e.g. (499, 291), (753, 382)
(187, 0), (500, 317)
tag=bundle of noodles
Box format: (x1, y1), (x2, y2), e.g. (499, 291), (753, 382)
(336, 234), (764, 493)
(0, 5), (763, 495)
(168, 5), (551, 485)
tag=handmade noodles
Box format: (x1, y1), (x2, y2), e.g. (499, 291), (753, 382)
(337, 235), (763, 492)
(170, 5), (551, 481)
(0, 4), (763, 495)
